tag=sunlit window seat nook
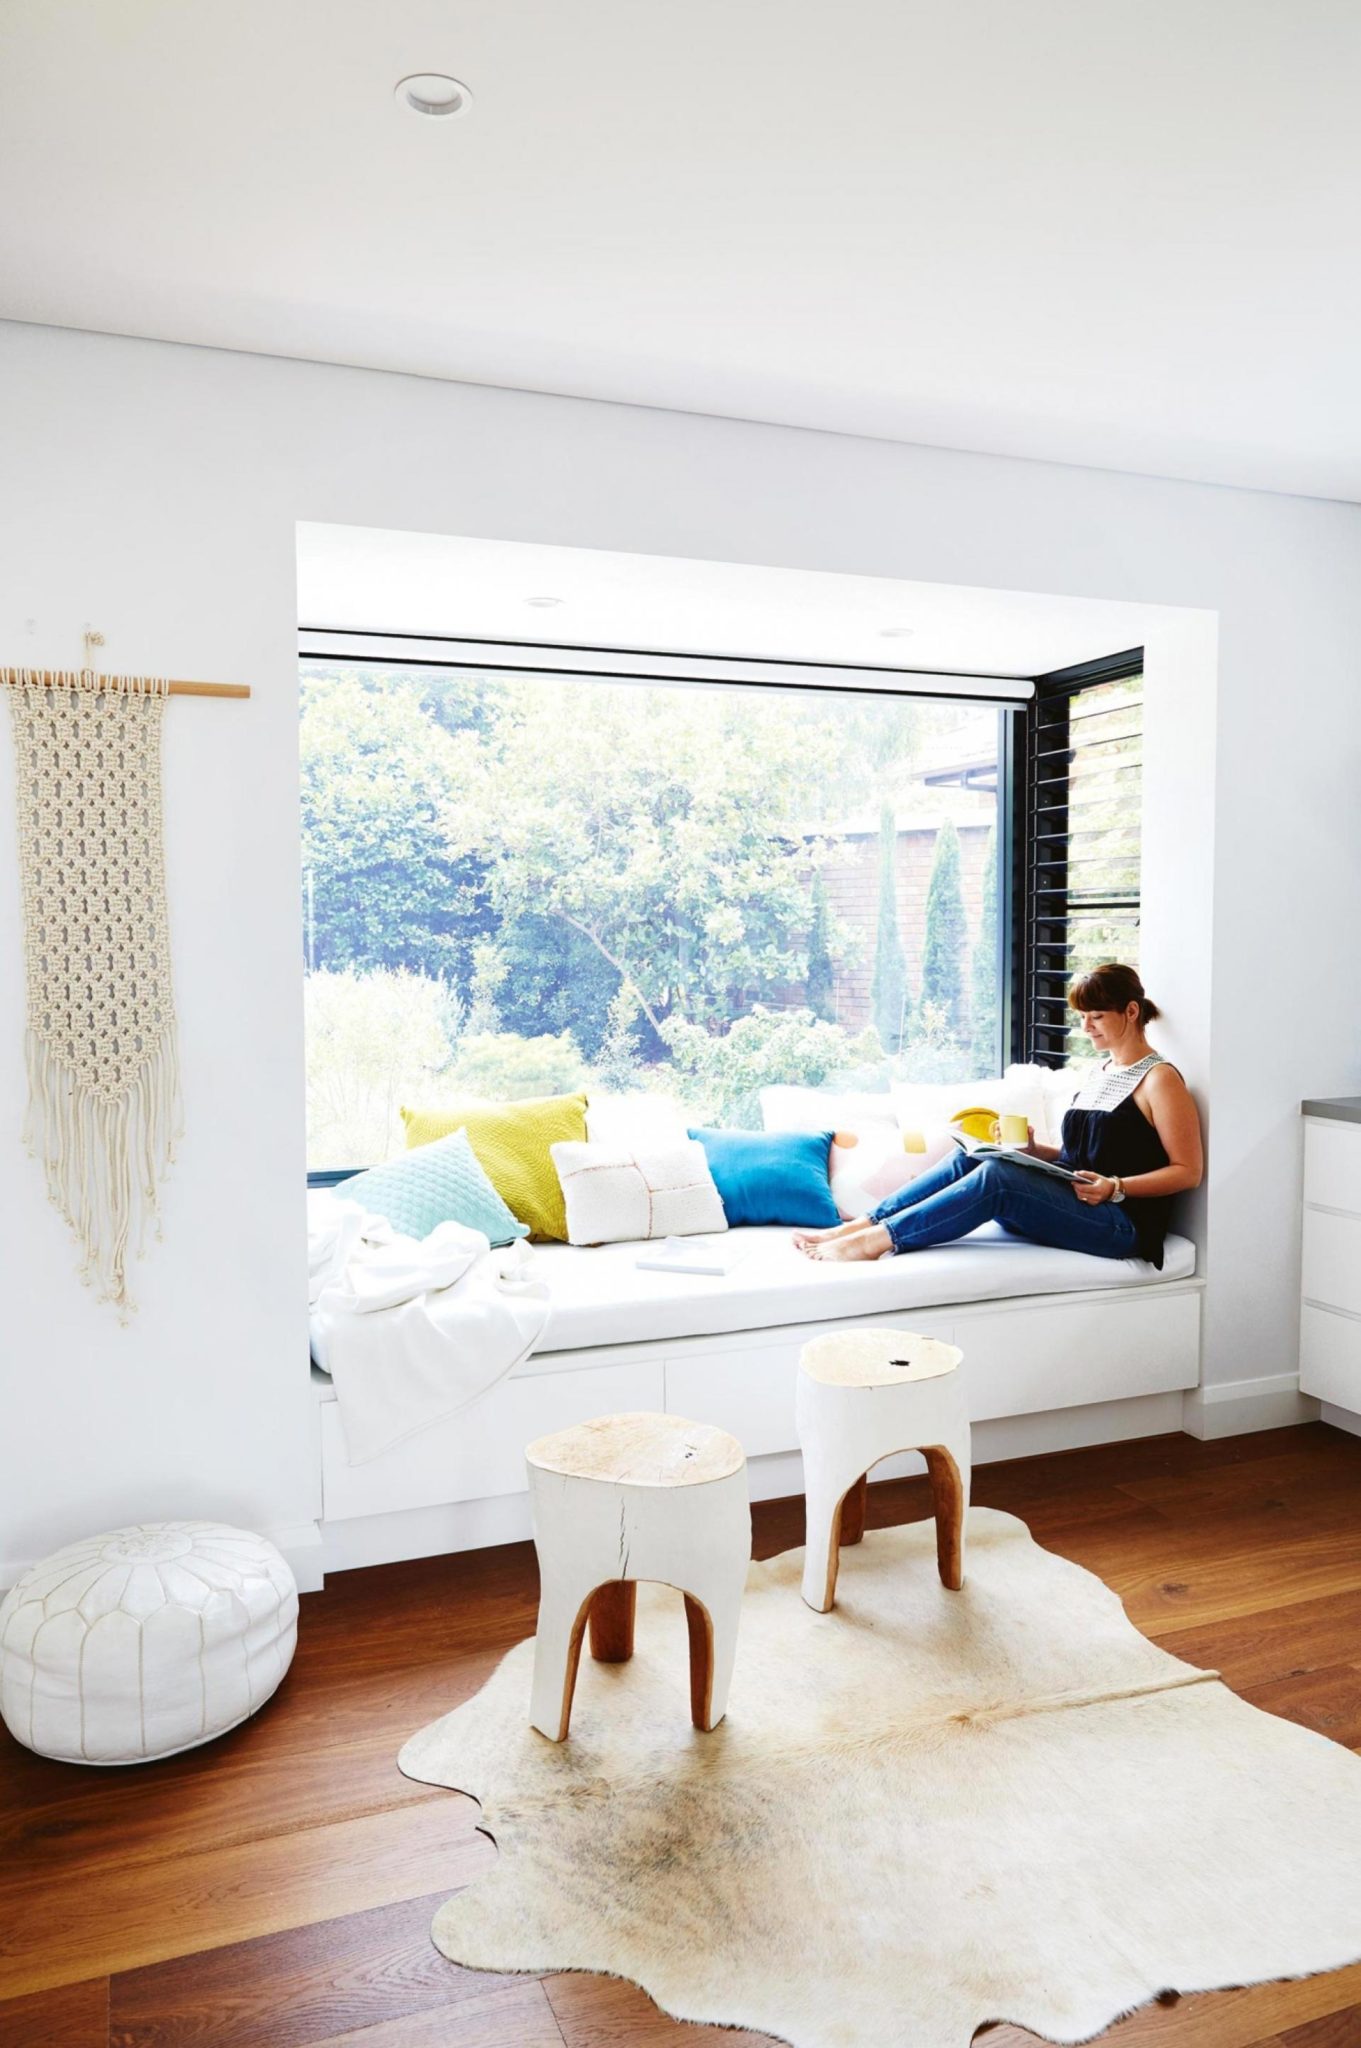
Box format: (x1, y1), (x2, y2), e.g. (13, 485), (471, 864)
(313, 1220), (1202, 1573)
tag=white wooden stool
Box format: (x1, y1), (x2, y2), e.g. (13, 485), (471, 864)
(797, 1328), (969, 1613)
(525, 1412), (750, 1742)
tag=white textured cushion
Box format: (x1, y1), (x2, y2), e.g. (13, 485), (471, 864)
(0, 1522), (298, 1765)
(529, 1224), (1197, 1353)
(551, 1139), (728, 1247)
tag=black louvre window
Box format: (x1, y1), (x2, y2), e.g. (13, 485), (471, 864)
(1012, 649), (1143, 1068)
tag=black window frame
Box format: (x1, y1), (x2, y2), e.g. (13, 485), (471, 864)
(1007, 646), (1144, 1068)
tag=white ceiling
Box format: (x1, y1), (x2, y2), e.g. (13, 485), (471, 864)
(297, 523), (1176, 677)
(5, 2), (1361, 501)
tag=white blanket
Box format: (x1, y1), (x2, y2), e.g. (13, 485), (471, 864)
(308, 1191), (550, 1466)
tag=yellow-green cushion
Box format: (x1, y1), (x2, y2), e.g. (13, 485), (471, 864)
(401, 1093), (588, 1242)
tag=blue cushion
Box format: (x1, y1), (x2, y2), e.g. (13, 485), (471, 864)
(687, 1127), (839, 1229)
(341, 1129), (529, 1247)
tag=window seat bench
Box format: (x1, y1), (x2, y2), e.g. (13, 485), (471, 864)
(312, 1224), (1201, 1575)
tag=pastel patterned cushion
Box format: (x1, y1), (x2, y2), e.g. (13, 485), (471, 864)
(551, 1139), (728, 1246)
(402, 1093), (588, 1242)
(341, 1129), (528, 1247)
(829, 1124), (955, 1221)
(0, 1522), (298, 1765)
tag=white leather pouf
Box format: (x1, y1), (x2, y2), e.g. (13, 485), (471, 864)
(0, 1522), (298, 1765)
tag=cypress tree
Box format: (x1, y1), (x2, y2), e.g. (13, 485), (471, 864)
(805, 867), (836, 1022)
(970, 826), (999, 1071)
(870, 805), (909, 1054)
(921, 819), (968, 1039)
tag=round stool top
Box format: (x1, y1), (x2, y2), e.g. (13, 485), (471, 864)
(526, 1412), (745, 1488)
(800, 1328), (962, 1389)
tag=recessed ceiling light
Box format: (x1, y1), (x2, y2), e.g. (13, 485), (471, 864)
(878, 627), (916, 639)
(394, 73), (473, 119)
(525, 595), (563, 608)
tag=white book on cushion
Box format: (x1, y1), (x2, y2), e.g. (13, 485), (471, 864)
(635, 1236), (747, 1277)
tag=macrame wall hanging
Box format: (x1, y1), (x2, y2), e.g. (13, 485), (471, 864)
(4, 653), (250, 1314)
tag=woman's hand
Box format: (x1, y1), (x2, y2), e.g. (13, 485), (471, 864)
(1072, 1171), (1117, 1205)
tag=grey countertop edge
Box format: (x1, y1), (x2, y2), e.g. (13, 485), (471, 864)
(1302, 1097), (1361, 1124)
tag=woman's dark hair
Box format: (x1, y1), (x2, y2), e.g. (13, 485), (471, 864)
(1067, 962), (1161, 1027)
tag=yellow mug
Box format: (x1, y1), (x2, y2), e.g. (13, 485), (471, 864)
(999, 1112), (1031, 1149)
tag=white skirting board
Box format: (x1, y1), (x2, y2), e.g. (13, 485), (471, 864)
(319, 1388), (1189, 1577)
(1319, 1400), (1361, 1439)
(1181, 1374), (1320, 1440)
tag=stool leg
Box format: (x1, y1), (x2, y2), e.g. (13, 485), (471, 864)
(530, 1577), (596, 1742)
(683, 1547), (747, 1731)
(589, 1579), (637, 1662)
(923, 1443), (969, 1591)
(801, 1464), (868, 1613)
(839, 1473), (868, 1546)
(684, 1595), (714, 1728)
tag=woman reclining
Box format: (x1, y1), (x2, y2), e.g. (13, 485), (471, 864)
(795, 964), (1202, 1272)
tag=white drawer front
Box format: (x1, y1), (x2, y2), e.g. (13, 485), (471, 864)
(1300, 1302), (1361, 1410)
(1304, 1119), (1361, 1215)
(322, 1358), (665, 1521)
(953, 1289), (1201, 1420)
(1301, 1207), (1361, 1317)
(665, 1292), (1199, 1448)
(665, 1311), (958, 1458)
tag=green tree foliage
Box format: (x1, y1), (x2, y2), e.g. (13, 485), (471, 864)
(870, 806), (909, 1054)
(492, 913), (621, 1062)
(300, 669), (490, 980)
(439, 678), (832, 1040)
(304, 967), (453, 1167)
(444, 1030), (587, 1101)
(663, 1008), (881, 1128)
(805, 867), (836, 1022)
(921, 819), (968, 1038)
(970, 826), (999, 1072)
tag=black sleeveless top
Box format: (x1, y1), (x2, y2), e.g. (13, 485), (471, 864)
(1058, 1054), (1175, 1267)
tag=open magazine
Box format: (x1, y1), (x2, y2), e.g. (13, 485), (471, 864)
(949, 1132), (1080, 1183)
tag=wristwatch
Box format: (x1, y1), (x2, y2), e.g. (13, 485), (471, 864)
(1110, 1177), (1126, 1205)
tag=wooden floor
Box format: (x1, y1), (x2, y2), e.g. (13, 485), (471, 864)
(3, 1421), (1360, 2048)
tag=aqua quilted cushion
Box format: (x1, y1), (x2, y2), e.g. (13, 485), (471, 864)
(341, 1129), (528, 1246)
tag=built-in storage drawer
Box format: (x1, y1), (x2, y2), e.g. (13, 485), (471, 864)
(1300, 1302), (1361, 1410)
(953, 1288), (1201, 1419)
(320, 1356), (665, 1521)
(1304, 1118), (1361, 1214)
(664, 1311), (959, 1458)
(1301, 1207), (1361, 1319)
(664, 1289), (1201, 1452)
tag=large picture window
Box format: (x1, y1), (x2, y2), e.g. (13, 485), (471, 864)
(300, 659), (1008, 1167)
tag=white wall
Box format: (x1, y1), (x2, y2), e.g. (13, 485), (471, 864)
(3, 321), (1359, 1579)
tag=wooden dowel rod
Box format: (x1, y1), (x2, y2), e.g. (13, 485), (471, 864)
(1, 669), (250, 699)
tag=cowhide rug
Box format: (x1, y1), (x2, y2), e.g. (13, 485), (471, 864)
(399, 1510), (1361, 2048)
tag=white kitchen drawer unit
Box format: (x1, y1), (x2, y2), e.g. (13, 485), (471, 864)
(1303, 1118), (1361, 1215)
(1300, 1302), (1361, 1409)
(1299, 1108), (1361, 1418)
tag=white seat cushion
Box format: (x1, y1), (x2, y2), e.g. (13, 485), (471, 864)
(529, 1225), (1196, 1354)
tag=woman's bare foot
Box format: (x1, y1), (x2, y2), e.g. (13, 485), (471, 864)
(791, 1215), (868, 1250)
(800, 1223), (893, 1262)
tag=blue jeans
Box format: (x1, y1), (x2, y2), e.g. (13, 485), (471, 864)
(866, 1147), (1139, 1258)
